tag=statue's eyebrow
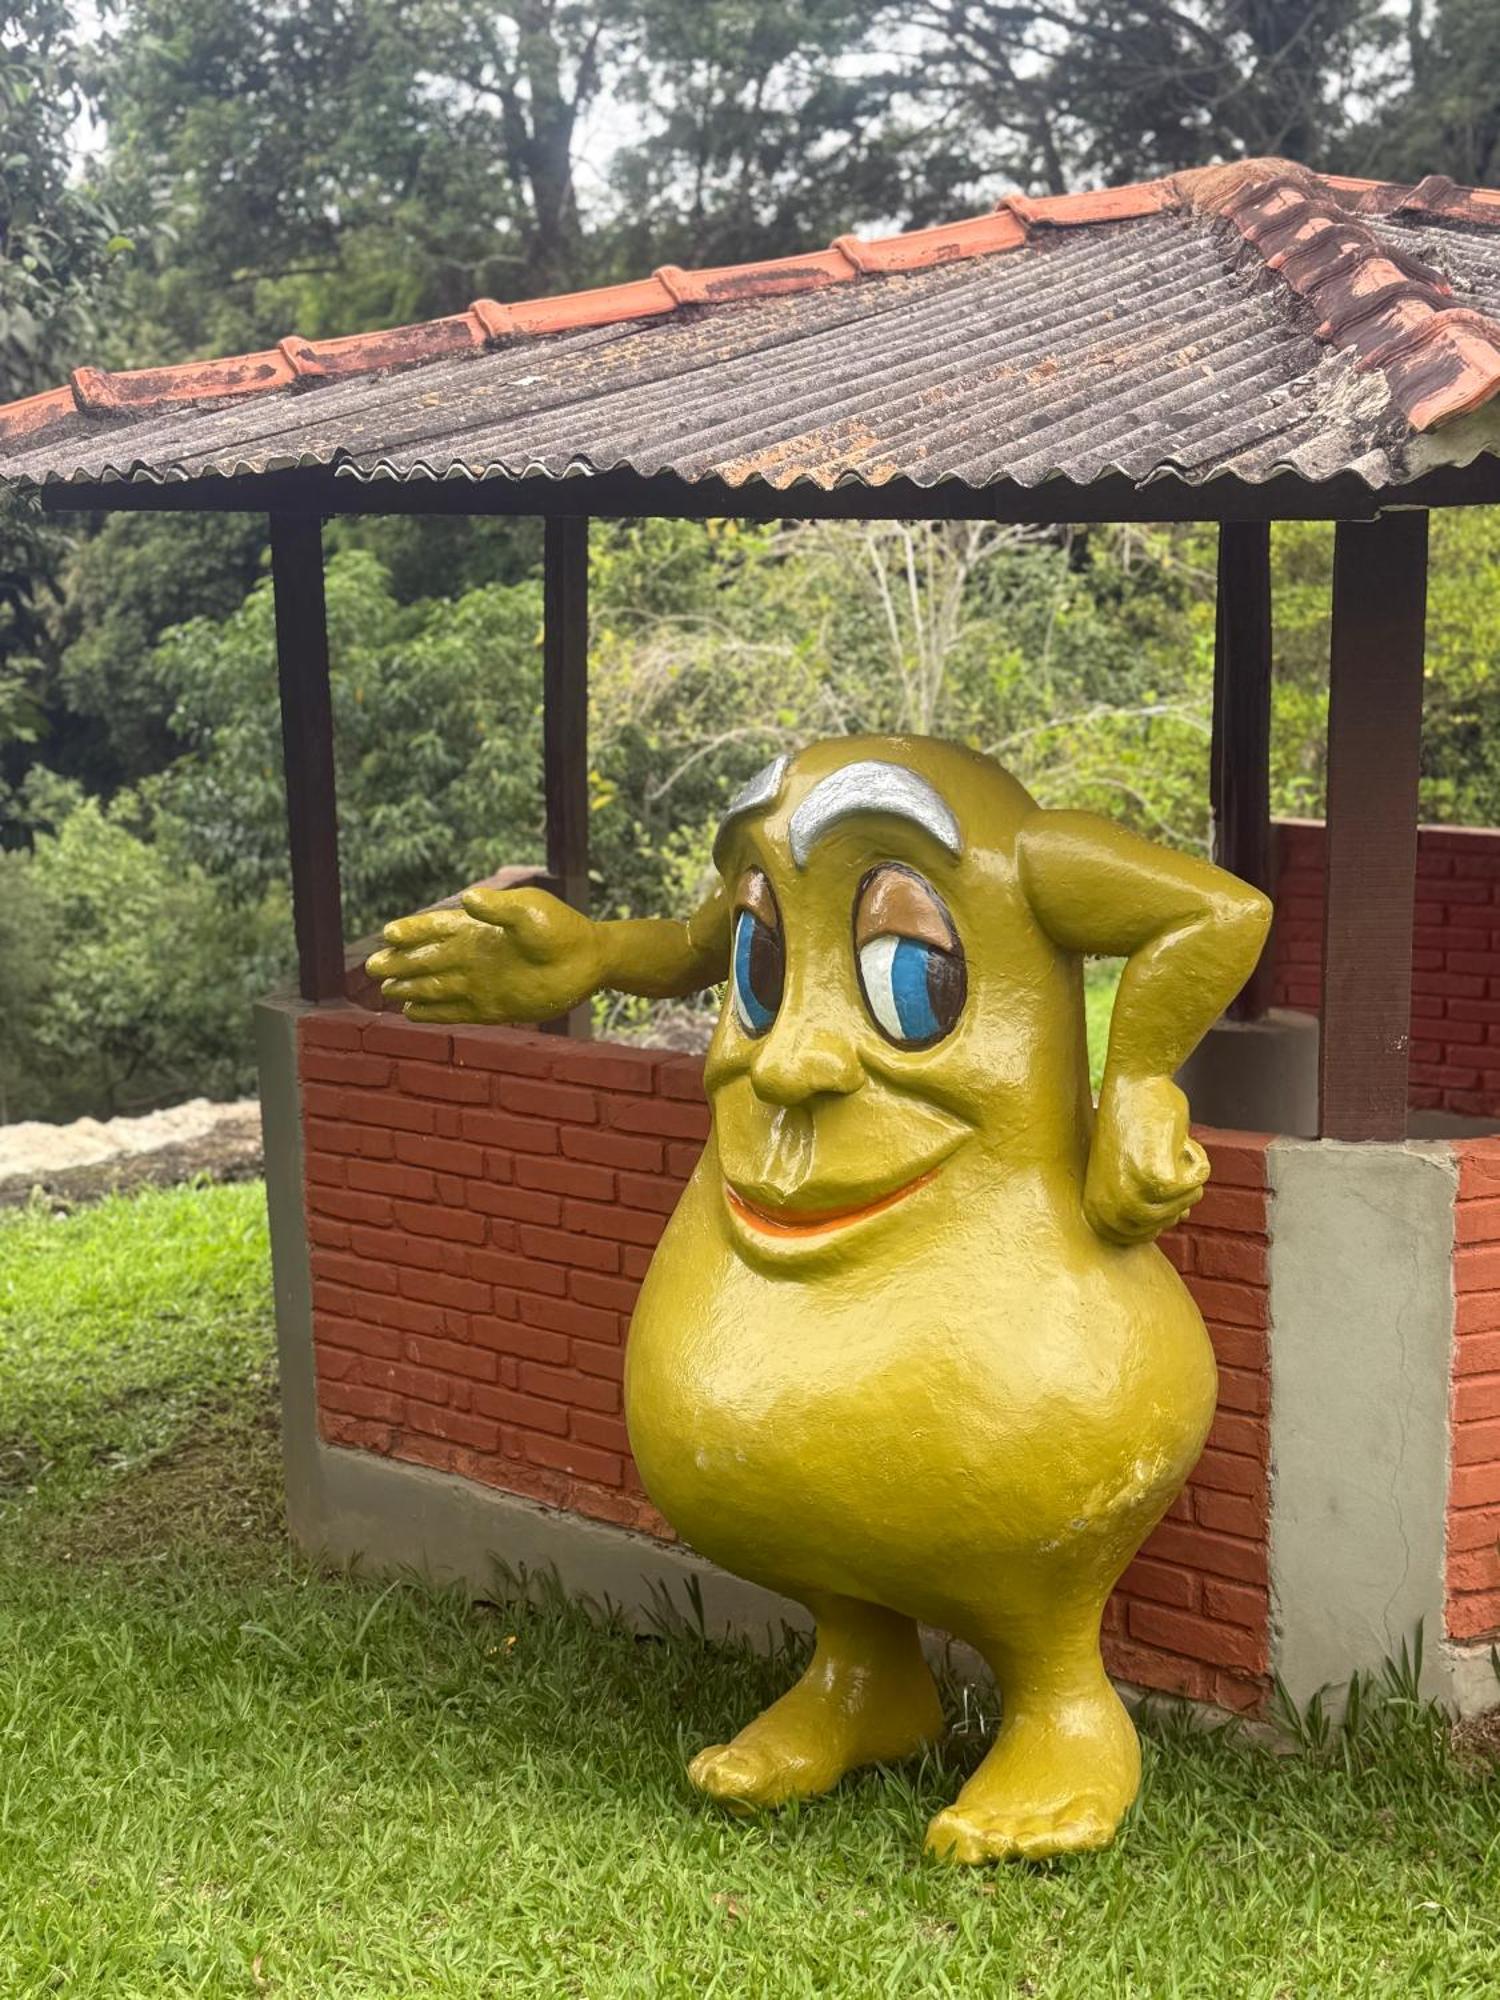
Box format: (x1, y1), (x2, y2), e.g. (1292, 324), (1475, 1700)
(712, 754), (790, 867)
(787, 761), (962, 870)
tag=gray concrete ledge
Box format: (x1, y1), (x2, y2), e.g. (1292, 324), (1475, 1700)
(1178, 1009), (1319, 1138)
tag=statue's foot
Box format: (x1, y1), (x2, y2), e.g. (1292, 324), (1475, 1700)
(690, 1610), (943, 1812)
(925, 1678), (1140, 1864)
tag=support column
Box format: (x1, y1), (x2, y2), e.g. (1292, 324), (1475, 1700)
(1211, 521), (1274, 1021)
(543, 516), (590, 1036)
(269, 512), (344, 1002)
(1318, 512), (1429, 1141)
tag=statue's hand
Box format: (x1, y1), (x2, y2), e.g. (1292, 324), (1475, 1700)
(1084, 1072), (1209, 1245)
(366, 887), (605, 1024)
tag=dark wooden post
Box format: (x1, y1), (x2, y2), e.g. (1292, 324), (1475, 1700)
(1211, 521), (1275, 1020)
(543, 515), (590, 1034)
(269, 512), (344, 1002)
(1318, 512), (1429, 1141)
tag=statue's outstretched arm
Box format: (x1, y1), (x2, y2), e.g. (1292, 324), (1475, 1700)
(367, 881), (731, 1026)
(1017, 809), (1272, 1245)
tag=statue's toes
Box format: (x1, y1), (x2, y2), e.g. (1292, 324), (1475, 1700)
(687, 1743), (776, 1810)
(925, 1797), (1119, 1865)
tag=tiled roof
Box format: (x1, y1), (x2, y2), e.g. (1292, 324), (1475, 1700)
(6, 156), (1500, 498)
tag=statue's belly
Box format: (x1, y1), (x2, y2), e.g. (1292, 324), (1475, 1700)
(623, 1177), (1216, 1622)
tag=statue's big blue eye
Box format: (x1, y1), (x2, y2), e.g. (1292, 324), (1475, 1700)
(857, 934), (965, 1047)
(732, 908), (784, 1037)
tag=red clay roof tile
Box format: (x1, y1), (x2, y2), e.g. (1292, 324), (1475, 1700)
(6, 157), (1500, 484)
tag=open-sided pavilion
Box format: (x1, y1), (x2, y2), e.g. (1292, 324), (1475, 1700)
(5, 155), (1499, 1716)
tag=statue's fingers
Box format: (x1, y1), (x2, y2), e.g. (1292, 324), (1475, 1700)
(381, 972), (466, 1002)
(367, 938), (464, 980)
(382, 908), (467, 948)
(461, 888), (551, 960)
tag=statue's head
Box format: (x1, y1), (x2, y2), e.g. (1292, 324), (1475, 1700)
(703, 735), (1089, 1271)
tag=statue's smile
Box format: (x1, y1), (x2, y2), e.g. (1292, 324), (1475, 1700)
(723, 1170), (937, 1238)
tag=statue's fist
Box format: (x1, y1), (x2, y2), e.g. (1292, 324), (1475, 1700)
(1084, 1072), (1209, 1246)
(366, 887), (604, 1025)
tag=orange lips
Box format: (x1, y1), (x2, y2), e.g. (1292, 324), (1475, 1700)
(724, 1170), (936, 1238)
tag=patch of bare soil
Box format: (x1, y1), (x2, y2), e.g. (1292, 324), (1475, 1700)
(1452, 1706), (1500, 1770)
(23, 1391), (287, 1573)
(0, 1112), (264, 1212)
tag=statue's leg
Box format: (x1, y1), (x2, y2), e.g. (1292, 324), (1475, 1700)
(926, 1592), (1138, 1864)
(689, 1593), (944, 1810)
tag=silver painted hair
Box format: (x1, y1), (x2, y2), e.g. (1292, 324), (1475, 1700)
(711, 754), (790, 867)
(788, 760), (962, 869)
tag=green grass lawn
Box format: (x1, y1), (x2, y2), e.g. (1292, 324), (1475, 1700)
(2, 1180), (1498, 1997)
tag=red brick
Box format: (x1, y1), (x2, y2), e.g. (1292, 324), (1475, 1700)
(1191, 1488), (1266, 1539)
(341, 1088), (437, 1135)
(315, 1316), (402, 1361)
(395, 1060), (490, 1103)
(1458, 1143), (1500, 1199)
(346, 1159), (435, 1202)
(561, 1126), (663, 1172)
(516, 1155), (615, 1202)
(354, 1225), (468, 1276)
(523, 1432), (623, 1487)
(518, 1224), (620, 1274)
(1426, 971), (1486, 998)
(308, 1216), (351, 1253)
(309, 1186), (395, 1229)
(338, 1287), (450, 1338)
(1128, 1602), (1264, 1672)
(312, 1247), (400, 1294)
(519, 1292), (620, 1344)
(548, 1042), (661, 1092)
(464, 1184), (524, 1231)
(1188, 1186), (1266, 1234)
(1193, 1448), (1268, 1502)
(519, 1361), (619, 1413)
(1101, 1636), (1213, 1703)
(608, 1096), (711, 1141)
(1455, 1328), (1500, 1372)
(390, 1200), (485, 1246)
(1454, 1374), (1500, 1423)
(1205, 1324), (1265, 1371)
(1446, 1503), (1500, 1551)
(1186, 1278), (1267, 1329)
(306, 1152), (347, 1188)
(398, 1267), (491, 1314)
(1193, 1235), (1267, 1287)
(465, 1183), (562, 1227)
(394, 1132), (486, 1177)
(1453, 1418), (1500, 1465)
(571, 1409), (632, 1454)
(1215, 1366), (1268, 1416)
(1192, 1135), (1268, 1186)
(321, 1411), (396, 1454)
(499, 1077), (599, 1125)
(317, 1378), (402, 1424)
(1447, 1590), (1500, 1640)
(391, 1434), (456, 1475)
(622, 1246), (654, 1281)
(404, 1333), (497, 1383)
(569, 1271), (644, 1315)
(666, 1142), (705, 1178)
(1207, 1411), (1267, 1460)
(306, 1117), (394, 1161)
(470, 1315), (570, 1365)
(615, 1170), (681, 1216)
(1202, 1578), (1266, 1630)
(564, 1197), (667, 1249)
(301, 1049), (393, 1088)
(1119, 1557), (1198, 1608)
(1145, 1520), (1268, 1585)
(405, 1399), (502, 1452)
(657, 1058), (707, 1103)
(314, 1345), (360, 1382)
(302, 1011), (367, 1052)
(450, 1028), (555, 1076)
(1450, 1462), (1500, 1508)
(361, 1357), (449, 1405)
(461, 1107), (560, 1154)
(1447, 1544), (1500, 1593)
(572, 1338), (625, 1380)
(469, 1247), (566, 1295)
(1211, 1671), (1267, 1715)
(364, 1020), (453, 1061)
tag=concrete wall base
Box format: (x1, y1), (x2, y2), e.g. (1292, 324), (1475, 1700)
(1178, 1009), (1319, 1139)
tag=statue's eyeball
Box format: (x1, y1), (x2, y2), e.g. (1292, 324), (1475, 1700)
(731, 871), (784, 1038)
(854, 866), (965, 1048)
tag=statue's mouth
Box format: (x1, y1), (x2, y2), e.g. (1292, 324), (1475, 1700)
(723, 1170), (936, 1239)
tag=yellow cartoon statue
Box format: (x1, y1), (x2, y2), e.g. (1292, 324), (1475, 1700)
(368, 736), (1270, 1862)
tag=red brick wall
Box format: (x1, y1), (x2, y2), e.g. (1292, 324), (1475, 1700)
(297, 1008), (1271, 1708)
(1272, 818), (1500, 1119)
(1450, 1137), (1500, 1644)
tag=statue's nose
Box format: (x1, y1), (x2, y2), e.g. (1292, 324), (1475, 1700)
(749, 1022), (863, 1107)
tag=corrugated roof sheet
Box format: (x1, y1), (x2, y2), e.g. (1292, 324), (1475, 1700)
(5, 157), (1500, 499)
